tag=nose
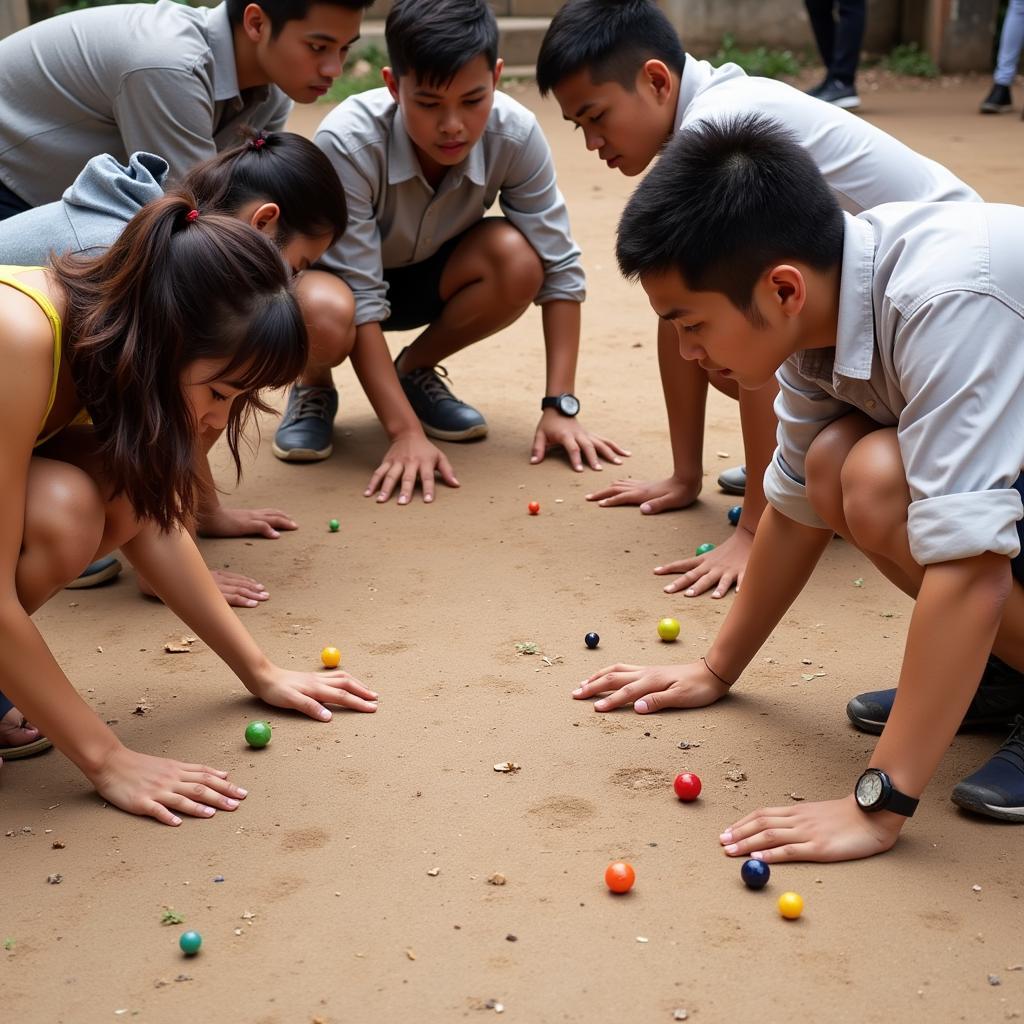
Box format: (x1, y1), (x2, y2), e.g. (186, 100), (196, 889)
(584, 128), (603, 152)
(321, 51), (344, 80)
(440, 110), (462, 135)
(677, 331), (705, 363)
(204, 406), (230, 432)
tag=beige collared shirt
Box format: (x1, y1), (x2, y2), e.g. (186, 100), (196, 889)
(0, 1), (292, 206)
(314, 87), (585, 327)
(766, 205), (1024, 566)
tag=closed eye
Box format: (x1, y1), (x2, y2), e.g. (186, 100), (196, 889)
(210, 387), (229, 402)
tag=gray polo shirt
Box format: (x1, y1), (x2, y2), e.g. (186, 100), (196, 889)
(765, 203), (1024, 566)
(314, 87), (585, 327)
(675, 56), (980, 210)
(0, 1), (292, 206)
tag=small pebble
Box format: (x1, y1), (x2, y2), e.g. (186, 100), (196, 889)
(46, 874), (62, 885)
(427, 868), (440, 877)
(972, 884), (983, 892)
(213, 875), (225, 883)
(505, 934), (517, 942)
(989, 975), (1002, 986)
(673, 1012), (689, 1022)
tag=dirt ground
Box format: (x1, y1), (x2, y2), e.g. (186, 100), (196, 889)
(3, 73), (1024, 1024)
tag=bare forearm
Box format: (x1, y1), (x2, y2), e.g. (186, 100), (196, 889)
(351, 322), (423, 439)
(657, 318), (708, 477)
(872, 555), (1008, 795)
(707, 506), (832, 681)
(541, 300), (580, 394)
(121, 525), (270, 687)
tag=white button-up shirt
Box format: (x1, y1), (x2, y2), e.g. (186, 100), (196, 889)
(766, 204), (1024, 566)
(315, 87), (585, 327)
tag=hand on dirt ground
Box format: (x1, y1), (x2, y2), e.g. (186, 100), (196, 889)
(365, 432), (459, 505)
(250, 667), (379, 721)
(720, 795), (904, 864)
(530, 411), (631, 472)
(586, 473), (701, 513)
(572, 661), (730, 713)
(138, 568), (270, 608)
(655, 527), (753, 598)
(87, 746), (247, 826)
(197, 504), (297, 540)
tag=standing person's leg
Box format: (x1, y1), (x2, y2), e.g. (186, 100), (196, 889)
(982, 0), (1024, 113)
(830, 0), (867, 86)
(804, 0), (836, 73)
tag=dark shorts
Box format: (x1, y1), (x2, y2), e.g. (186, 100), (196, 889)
(0, 180), (31, 222)
(380, 222), (484, 332)
(1012, 473), (1024, 583)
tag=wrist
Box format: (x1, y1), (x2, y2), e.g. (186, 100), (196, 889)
(701, 654), (736, 689)
(75, 730), (126, 779)
(239, 654), (276, 695)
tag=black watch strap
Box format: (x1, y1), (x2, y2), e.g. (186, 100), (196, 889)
(885, 787), (919, 817)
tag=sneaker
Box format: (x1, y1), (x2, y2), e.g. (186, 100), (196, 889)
(951, 715), (1024, 822)
(717, 465), (747, 496)
(816, 79), (861, 110)
(846, 655), (1024, 735)
(804, 77), (830, 99)
(272, 384), (339, 462)
(65, 554), (122, 590)
(394, 348), (487, 442)
(980, 83), (1012, 114)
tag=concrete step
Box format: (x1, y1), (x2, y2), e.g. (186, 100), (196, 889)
(355, 16), (549, 76)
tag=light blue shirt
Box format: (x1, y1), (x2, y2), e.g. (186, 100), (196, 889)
(766, 204), (1024, 566)
(314, 87), (585, 327)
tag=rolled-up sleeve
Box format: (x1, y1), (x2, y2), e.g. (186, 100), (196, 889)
(498, 122), (585, 305)
(894, 290), (1024, 564)
(314, 130), (389, 326)
(764, 359), (851, 529)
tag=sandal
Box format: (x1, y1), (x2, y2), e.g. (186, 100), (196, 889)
(0, 695), (52, 760)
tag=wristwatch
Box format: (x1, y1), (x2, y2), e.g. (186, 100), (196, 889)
(541, 393), (580, 417)
(854, 768), (919, 817)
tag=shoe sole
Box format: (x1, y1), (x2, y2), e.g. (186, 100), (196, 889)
(847, 705), (1017, 736)
(831, 96), (862, 110)
(272, 442), (333, 462)
(421, 422), (488, 443)
(0, 736), (53, 760)
(717, 478), (746, 496)
(951, 790), (1024, 822)
(65, 559), (123, 589)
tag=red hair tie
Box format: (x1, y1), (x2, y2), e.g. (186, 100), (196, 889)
(253, 137), (266, 149)
(185, 209), (199, 222)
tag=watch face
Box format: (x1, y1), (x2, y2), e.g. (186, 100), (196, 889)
(856, 771), (883, 807)
(559, 394), (580, 416)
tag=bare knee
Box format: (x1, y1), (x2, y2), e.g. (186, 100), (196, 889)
(805, 413), (880, 532)
(22, 462), (105, 588)
(295, 270), (356, 368)
(841, 430), (909, 555)
(482, 223), (544, 308)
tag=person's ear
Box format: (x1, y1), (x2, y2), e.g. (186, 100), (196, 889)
(641, 59), (674, 103)
(766, 265), (807, 317)
(241, 2), (270, 43)
(492, 57), (504, 90)
(382, 66), (400, 102)
(250, 202), (281, 235)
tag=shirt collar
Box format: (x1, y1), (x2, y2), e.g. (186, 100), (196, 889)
(208, 2), (265, 104)
(798, 212), (876, 383)
(674, 53), (712, 130)
(387, 103), (489, 189)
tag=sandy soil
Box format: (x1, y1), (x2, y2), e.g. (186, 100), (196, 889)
(3, 75), (1024, 1024)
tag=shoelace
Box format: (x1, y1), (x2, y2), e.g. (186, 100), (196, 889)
(284, 386), (335, 425)
(406, 364), (460, 405)
(998, 714), (1024, 770)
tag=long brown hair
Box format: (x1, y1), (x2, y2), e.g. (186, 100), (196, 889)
(52, 191), (308, 531)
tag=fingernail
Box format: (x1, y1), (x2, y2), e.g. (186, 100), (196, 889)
(640, 503), (651, 513)
(725, 843), (738, 854)
(635, 699), (649, 713)
(171, 816), (182, 825)
(594, 699), (607, 710)
(246, 600), (257, 607)
(614, 458), (622, 464)
(720, 830), (732, 842)
(319, 709), (332, 721)
(572, 687), (582, 696)
(364, 489), (372, 496)
(425, 495), (433, 502)
(270, 531), (279, 538)
(204, 807), (215, 816)
(237, 788), (248, 797)
(654, 565), (663, 572)
(585, 493), (593, 499)
(225, 798), (239, 809)
(685, 588), (695, 596)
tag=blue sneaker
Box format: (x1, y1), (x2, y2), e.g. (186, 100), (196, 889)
(952, 715), (1024, 822)
(717, 465), (746, 495)
(394, 348), (487, 442)
(65, 553), (122, 590)
(272, 384), (339, 462)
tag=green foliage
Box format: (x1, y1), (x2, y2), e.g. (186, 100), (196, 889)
(882, 43), (938, 79)
(160, 909), (185, 926)
(324, 45), (388, 103)
(711, 33), (803, 80)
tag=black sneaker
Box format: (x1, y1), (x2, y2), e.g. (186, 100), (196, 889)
(272, 384), (338, 462)
(394, 347), (487, 442)
(846, 655), (1024, 735)
(816, 78), (861, 110)
(804, 77), (830, 99)
(980, 83), (1012, 114)
(951, 715), (1024, 822)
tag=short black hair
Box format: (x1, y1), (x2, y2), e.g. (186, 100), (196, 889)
(385, 0), (499, 87)
(536, 0), (685, 97)
(616, 114), (845, 317)
(226, 0), (374, 36)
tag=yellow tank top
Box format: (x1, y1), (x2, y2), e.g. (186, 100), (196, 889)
(0, 265), (86, 447)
